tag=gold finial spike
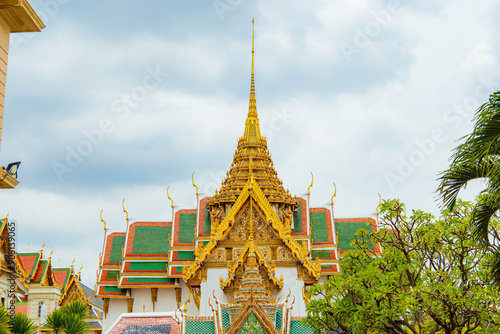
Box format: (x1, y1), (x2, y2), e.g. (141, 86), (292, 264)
(49, 247), (54, 261)
(247, 17), (258, 120)
(376, 193), (382, 223)
(100, 210), (107, 231)
(122, 199), (129, 222)
(308, 172), (314, 197)
(27, 244), (30, 252)
(166, 186), (174, 209)
(70, 255), (75, 271)
(58, 259), (60, 267)
(331, 182), (337, 207)
(252, 17), (255, 76)
(78, 263), (83, 280)
(40, 239), (46, 257)
(191, 172), (199, 197)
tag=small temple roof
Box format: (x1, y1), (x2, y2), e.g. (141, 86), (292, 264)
(16, 252), (41, 279)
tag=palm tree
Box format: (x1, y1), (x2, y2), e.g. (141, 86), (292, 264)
(0, 306), (12, 334)
(60, 315), (88, 334)
(60, 301), (90, 319)
(44, 301), (89, 334)
(11, 314), (36, 334)
(43, 309), (65, 334)
(438, 89), (500, 284)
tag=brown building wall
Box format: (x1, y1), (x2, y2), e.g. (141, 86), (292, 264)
(0, 15), (9, 152)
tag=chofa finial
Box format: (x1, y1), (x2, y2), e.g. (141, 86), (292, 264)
(166, 186), (174, 209)
(100, 209), (107, 231)
(122, 198), (129, 222)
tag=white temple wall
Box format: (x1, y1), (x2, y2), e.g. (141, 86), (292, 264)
(275, 267), (307, 317)
(156, 288), (177, 312)
(131, 288), (153, 313)
(200, 268), (229, 316)
(104, 298), (127, 332)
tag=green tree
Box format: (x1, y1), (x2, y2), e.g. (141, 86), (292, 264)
(44, 301), (89, 334)
(304, 199), (500, 334)
(437, 89), (500, 284)
(11, 314), (36, 334)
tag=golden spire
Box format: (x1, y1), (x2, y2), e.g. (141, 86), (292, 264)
(243, 17), (261, 143)
(206, 18), (297, 211)
(249, 17), (256, 118)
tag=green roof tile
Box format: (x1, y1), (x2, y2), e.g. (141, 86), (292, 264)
(336, 221), (373, 251)
(126, 277), (175, 283)
(293, 201), (302, 233)
(290, 320), (314, 334)
(104, 286), (127, 293)
(110, 236), (125, 264)
(311, 250), (333, 259)
(186, 320), (215, 333)
(176, 251), (195, 260)
(178, 214), (196, 244)
(204, 208), (212, 234)
(106, 271), (120, 279)
(311, 212), (329, 243)
(129, 262), (167, 271)
(132, 226), (170, 255)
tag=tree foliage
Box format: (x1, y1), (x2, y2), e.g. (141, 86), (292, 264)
(304, 199), (500, 334)
(438, 89), (500, 284)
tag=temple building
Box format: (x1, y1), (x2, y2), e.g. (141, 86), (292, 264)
(0, 217), (103, 333)
(96, 20), (380, 334)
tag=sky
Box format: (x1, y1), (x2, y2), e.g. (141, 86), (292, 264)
(0, 0), (499, 287)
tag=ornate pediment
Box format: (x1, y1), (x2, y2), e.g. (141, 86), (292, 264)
(227, 203), (280, 243)
(183, 178), (321, 284)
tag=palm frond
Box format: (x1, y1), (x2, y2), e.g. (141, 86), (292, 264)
(471, 194), (500, 245)
(492, 252), (500, 286)
(60, 301), (90, 319)
(62, 315), (88, 334)
(43, 309), (65, 334)
(437, 160), (491, 210)
(11, 314), (36, 334)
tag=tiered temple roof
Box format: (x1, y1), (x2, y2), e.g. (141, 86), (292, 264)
(95, 19), (381, 334)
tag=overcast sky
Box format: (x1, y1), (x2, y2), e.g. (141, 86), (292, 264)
(0, 0), (499, 287)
